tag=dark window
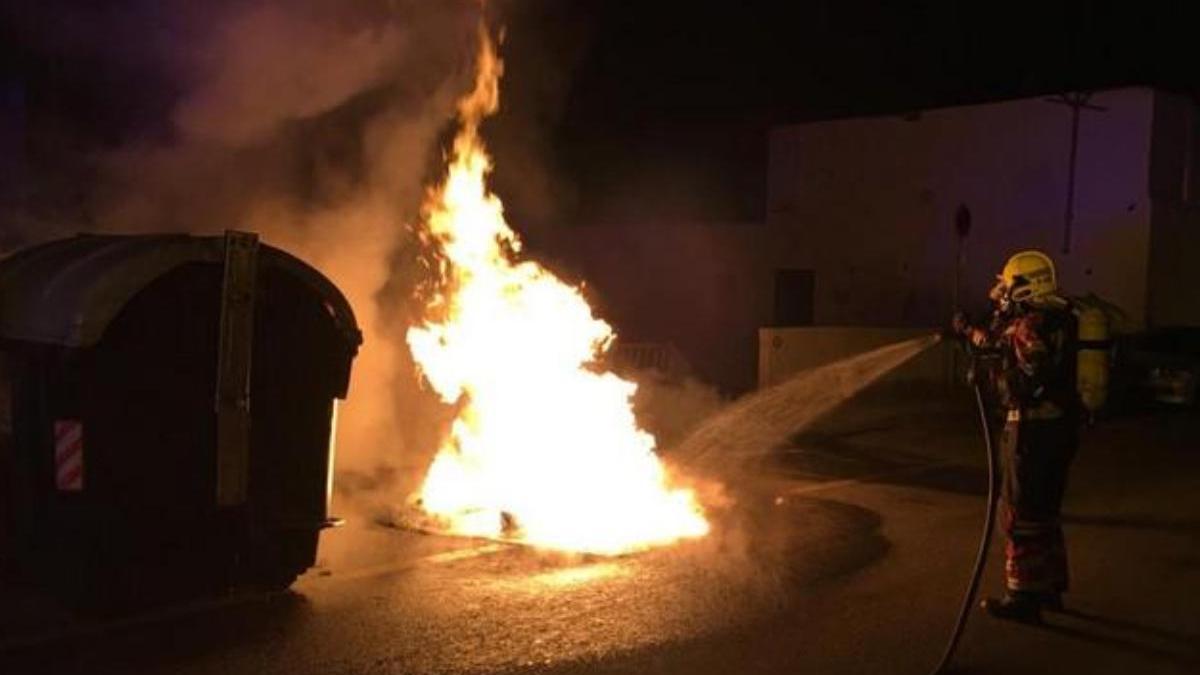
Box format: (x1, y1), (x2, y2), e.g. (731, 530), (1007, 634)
(1185, 105), (1200, 204)
(773, 269), (814, 326)
(1150, 96), (1200, 204)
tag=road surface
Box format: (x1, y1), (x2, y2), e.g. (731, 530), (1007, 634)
(3, 395), (1197, 674)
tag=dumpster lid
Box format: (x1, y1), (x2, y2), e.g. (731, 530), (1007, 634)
(0, 233), (361, 349)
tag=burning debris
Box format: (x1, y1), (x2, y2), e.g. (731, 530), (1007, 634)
(402, 28), (709, 555)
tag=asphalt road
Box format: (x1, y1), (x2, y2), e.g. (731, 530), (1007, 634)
(3, 395), (1198, 675)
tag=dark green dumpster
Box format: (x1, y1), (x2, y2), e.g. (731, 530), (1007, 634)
(0, 232), (360, 600)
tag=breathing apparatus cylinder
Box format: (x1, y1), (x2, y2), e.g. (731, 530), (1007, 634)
(1075, 302), (1110, 416)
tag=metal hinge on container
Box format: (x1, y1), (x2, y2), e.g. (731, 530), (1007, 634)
(215, 230), (258, 507)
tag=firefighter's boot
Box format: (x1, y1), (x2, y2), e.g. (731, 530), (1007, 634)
(981, 593), (1043, 624)
(1043, 592), (1064, 612)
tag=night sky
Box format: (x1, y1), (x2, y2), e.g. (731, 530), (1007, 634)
(503, 1), (1198, 224)
(1, 1), (1197, 230)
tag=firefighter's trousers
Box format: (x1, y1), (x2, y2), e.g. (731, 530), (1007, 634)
(999, 413), (1078, 594)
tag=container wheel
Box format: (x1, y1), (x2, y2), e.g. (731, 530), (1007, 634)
(248, 528), (319, 591)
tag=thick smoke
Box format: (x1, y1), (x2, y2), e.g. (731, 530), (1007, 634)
(116, 2), (482, 503)
(2, 1), (743, 570)
(5, 1), (495, 535)
(628, 373), (726, 453)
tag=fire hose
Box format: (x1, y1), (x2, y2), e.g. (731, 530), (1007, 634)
(929, 347), (999, 675)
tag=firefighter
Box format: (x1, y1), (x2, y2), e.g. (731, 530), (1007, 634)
(953, 250), (1080, 624)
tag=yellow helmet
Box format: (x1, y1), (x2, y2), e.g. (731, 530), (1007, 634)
(997, 250), (1057, 303)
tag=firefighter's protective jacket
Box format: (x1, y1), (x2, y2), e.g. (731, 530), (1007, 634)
(968, 300), (1079, 419)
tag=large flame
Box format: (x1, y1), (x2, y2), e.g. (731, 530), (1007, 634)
(406, 29), (708, 555)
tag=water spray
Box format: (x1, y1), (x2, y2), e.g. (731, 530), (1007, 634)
(676, 334), (941, 468)
(673, 330), (998, 672)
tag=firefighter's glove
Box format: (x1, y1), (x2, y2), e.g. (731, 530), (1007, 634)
(952, 311), (970, 334)
(943, 311), (971, 342)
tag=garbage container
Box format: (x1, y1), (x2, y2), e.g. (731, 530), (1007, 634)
(0, 231), (360, 599)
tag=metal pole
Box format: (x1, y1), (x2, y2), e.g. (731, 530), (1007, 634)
(1063, 99), (1081, 255)
(1046, 92), (1105, 255)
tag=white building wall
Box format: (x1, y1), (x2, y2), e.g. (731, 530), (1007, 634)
(767, 87), (1156, 328)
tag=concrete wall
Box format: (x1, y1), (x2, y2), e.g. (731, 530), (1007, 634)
(555, 88), (1186, 395)
(554, 221), (770, 393)
(758, 326), (953, 389)
(767, 87), (1156, 329)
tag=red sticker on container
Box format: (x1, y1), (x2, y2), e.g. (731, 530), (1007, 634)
(54, 419), (84, 492)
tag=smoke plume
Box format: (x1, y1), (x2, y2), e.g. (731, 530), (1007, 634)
(3, 1), (504, 530)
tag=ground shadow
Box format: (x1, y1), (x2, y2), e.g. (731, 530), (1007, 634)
(1057, 607), (1200, 644)
(944, 611), (1200, 672)
(1062, 513), (1200, 536)
(774, 428), (988, 497)
(1039, 619), (1199, 667)
(0, 590), (312, 674)
(714, 484), (893, 588)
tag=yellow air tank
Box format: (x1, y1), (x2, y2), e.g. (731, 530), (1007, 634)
(1076, 303), (1110, 417)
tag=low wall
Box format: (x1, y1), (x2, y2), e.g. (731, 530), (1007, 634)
(757, 326), (955, 389)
